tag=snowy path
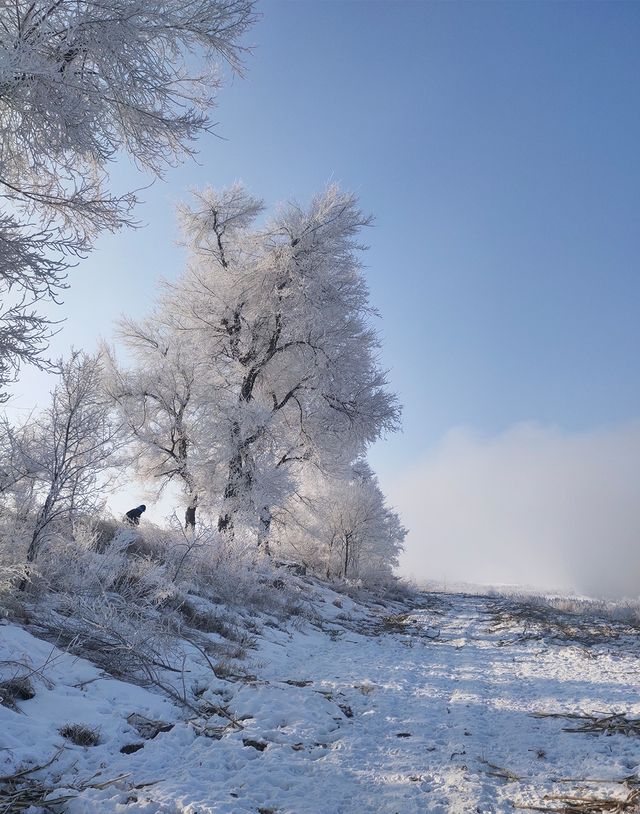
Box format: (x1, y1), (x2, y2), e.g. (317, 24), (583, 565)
(2, 590), (640, 813)
(242, 594), (640, 813)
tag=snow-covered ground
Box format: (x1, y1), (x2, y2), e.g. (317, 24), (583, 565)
(2, 585), (639, 813)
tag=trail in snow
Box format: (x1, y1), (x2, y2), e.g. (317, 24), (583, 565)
(2, 590), (639, 813)
(244, 594), (640, 813)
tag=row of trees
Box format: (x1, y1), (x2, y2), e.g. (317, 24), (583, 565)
(0, 184), (405, 581)
(0, 3), (406, 584)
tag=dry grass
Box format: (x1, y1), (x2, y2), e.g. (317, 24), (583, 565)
(177, 599), (242, 640)
(479, 756), (640, 813)
(370, 611), (441, 641)
(378, 612), (412, 633)
(0, 676), (35, 709)
(211, 658), (257, 683)
(517, 781), (640, 813)
(484, 596), (640, 650)
(532, 711), (640, 736)
(0, 750), (129, 813)
(351, 596), (445, 640)
(58, 723), (101, 746)
(479, 758), (524, 782)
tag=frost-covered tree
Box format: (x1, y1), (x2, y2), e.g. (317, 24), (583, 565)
(5, 351), (122, 564)
(0, 217), (69, 395)
(322, 463), (406, 580)
(166, 184), (401, 544)
(103, 318), (209, 529)
(0, 0), (256, 396)
(277, 461), (406, 581)
(0, 413), (38, 526)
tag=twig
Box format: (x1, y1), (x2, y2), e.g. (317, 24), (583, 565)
(478, 757), (523, 782)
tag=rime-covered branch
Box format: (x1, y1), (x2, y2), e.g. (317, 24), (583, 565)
(0, 0), (256, 395)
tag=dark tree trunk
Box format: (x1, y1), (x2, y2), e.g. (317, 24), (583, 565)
(327, 533), (336, 579)
(26, 488), (56, 565)
(217, 420), (257, 538)
(20, 500), (51, 592)
(217, 448), (242, 537)
(184, 488), (198, 531)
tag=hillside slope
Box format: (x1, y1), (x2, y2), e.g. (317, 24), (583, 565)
(1, 583), (640, 813)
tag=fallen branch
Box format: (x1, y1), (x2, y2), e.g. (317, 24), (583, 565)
(0, 751), (131, 814)
(478, 757), (523, 782)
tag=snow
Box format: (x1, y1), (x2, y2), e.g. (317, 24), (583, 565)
(1, 587), (639, 813)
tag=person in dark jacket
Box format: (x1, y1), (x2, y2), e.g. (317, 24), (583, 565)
(124, 504), (146, 525)
(185, 505), (196, 530)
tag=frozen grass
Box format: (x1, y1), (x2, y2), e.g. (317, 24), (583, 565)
(532, 712), (640, 737)
(505, 593), (640, 626)
(482, 592), (640, 649)
(177, 599), (242, 639)
(516, 780), (640, 813)
(58, 723), (101, 746)
(0, 749), (129, 813)
(0, 512), (422, 812)
(0, 516), (330, 723)
(0, 675), (35, 709)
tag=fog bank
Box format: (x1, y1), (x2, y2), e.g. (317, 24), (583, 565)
(390, 422), (640, 599)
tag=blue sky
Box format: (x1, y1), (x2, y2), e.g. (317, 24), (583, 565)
(10, 1), (640, 592)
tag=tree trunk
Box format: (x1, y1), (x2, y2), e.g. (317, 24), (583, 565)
(257, 505), (272, 555)
(217, 449), (242, 537)
(20, 490), (55, 591)
(217, 421), (255, 538)
(343, 531), (352, 579)
(26, 488), (57, 564)
(185, 503), (197, 530)
(327, 533), (336, 579)
(26, 526), (41, 565)
(217, 510), (233, 535)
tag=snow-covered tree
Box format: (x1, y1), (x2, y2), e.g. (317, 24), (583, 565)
(277, 461), (406, 581)
(0, 413), (38, 528)
(5, 351), (122, 564)
(103, 318), (209, 529)
(166, 184), (401, 544)
(0, 216), (69, 396)
(0, 0), (256, 397)
(322, 463), (406, 580)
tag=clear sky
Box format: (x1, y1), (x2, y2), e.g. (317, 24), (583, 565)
(9, 1), (640, 596)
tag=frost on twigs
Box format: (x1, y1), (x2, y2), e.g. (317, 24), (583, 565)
(0, 350), (128, 578)
(0, 0), (257, 393)
(0, 513), (308, 716)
